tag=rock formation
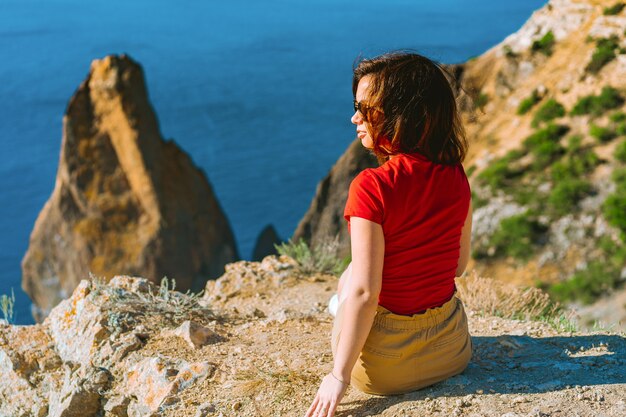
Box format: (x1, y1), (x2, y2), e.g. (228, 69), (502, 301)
(1, 259), (625, 416)
(21, 54), (238, 323)
(251, 224), (281, 261)
(293, 139), (377, 258)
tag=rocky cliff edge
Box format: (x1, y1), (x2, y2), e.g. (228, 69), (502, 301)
(1, 257), (625, 417)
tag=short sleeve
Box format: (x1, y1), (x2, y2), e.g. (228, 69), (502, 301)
(344, 169), (384, 226)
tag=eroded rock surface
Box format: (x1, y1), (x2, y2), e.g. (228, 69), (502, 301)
(22, 54), (238, 323)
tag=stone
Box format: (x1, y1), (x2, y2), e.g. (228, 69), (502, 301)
(0, 323), (61, 417)
(161, 320), (220, 349)
(125, 356), (213, 413)
(22, 53), (238, 323)
(48, 365), (111, 417)
(104, 395), (131, 417)
(44, 280), (111, 366)
(195, 402), (216, 417)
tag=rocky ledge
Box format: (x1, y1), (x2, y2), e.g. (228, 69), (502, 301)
(1, 256), (624, 417)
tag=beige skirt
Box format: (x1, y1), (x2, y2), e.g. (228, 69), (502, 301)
(331, 295), (472, 395)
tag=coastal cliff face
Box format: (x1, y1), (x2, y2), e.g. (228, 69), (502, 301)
(457, 0), (626, 319)
(21, 55), (238, 323)
(296, 0), (626, 325)
(292, 139), (377, 258)
(1, 259), (625, 416)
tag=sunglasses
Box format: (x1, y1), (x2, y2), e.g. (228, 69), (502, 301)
(353, 100), (381, 121)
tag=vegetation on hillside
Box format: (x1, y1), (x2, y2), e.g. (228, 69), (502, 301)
(0, 288), (15, 324)
(472, 81), (626, 303)
(518, 90), (542, 115)
(603, 2), (625, 16)
(275, 237), (349, 276)
(531, 98), (565, 127)
(531, 30), (555, 56)
(586, 36), (622, 74)
(570, 86), (624, 116)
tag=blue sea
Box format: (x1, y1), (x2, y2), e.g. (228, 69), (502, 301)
(0, 0), (546, 324)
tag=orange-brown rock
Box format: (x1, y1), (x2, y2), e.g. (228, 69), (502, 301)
(21, 54), (238, 323)
(293, 139), (377, 258)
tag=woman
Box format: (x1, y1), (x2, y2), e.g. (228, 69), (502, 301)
(305, 52), (473, 417)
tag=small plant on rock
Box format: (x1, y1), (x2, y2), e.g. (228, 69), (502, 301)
(518, 89), (541, 115)
(531, 30), (555, 56)
(570, 86), (624, 116)
(476, 149), (526, 190)
(275, 237), (349, 276)
(0, 288), (15, 324)
(488, 211), (548, 262)
(586, 36), (620, 74)
(550, 237), (626, 304)
(614, 139), (626, 163)
(603, 2), (625, 15)
(590, 124), (616, 142)
(602, 168), (626, 241)
(523, 123), (569, 169)
(475, 92), (489, 109)
(531, 98), (565, 127)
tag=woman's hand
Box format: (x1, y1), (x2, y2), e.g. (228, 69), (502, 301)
(304, 373), (349, 417)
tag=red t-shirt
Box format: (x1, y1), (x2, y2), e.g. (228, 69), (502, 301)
(343, 152), (470, 315)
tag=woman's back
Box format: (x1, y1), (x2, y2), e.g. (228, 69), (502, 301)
(344, 151), (470, 315)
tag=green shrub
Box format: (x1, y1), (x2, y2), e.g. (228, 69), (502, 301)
(609, 111), (626, 123)
(523, 124), (569, 169)
(551, 150), (600, 182)
(532, 98), (565, 127)
(0, 288), (15, 324)
(531, 31), (555, 56)
(612, 167), (626, 189)
(570, 86), (625, 116)
(476, 149), (525, 189)
(586, 36), (620, 74)
(597, 85), (625, 109)
(571, 96), (596, 116)
(617, 122), (626, 136)
(615, 140), (626, 163)
(518, 90), (541, 115)
(475, 92), (489, 109)
(523, 124), (570, 148)
(590, 124), (616, 142)
(550, 236), (626, 303)
(604, 193), (626, 239)
(275, 238), (349, 276)
(603, 2), (625, 15)
(566, 135), (583, 153)
(548, 179), (594, 215)
(550, 261), (620, 304)
(489, 212), (548, 261)
(602, 169), (626, 240)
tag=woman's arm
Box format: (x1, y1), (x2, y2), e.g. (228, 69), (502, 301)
(456, 198), (473, 277)
(305, 217), (384, 417)
(333, 217), (383, 379)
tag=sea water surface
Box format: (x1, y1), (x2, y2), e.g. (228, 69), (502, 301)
(0, 0), (547, 324)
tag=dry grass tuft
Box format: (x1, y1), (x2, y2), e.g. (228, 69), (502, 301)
(457, 270), (561, 322)
(232, 366), (320, 404)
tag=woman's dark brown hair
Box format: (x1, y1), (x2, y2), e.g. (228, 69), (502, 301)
(353, 51), (468, 165)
